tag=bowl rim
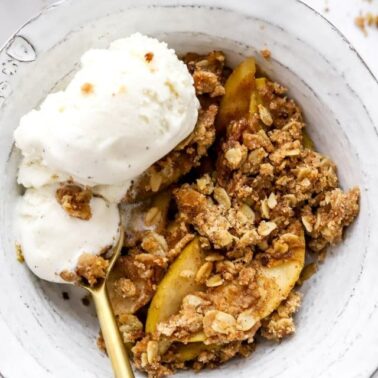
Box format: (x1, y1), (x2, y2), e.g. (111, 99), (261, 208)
(1, 0), (378, 88)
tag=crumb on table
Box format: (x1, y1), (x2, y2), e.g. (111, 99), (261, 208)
(15, 243), (24, 263)
(260, 48), (271, 60)
(355, 12), (378, 35)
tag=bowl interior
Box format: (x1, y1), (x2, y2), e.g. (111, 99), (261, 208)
(0, 1), (377, 378)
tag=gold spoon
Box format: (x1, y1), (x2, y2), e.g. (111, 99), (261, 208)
(80, 228), (135, 378)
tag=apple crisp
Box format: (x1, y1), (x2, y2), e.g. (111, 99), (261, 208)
(103, 51), (359, 377)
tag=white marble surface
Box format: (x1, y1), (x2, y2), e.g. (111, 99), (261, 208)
(0, 0), (378, 78)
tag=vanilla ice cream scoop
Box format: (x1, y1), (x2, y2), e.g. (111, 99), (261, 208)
(15, 33), (199, 189)
(17, 185), (120, 283)
(14, 34), (199, 282)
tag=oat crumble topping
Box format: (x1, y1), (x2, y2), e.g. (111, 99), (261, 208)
(96, 51), (359, 377)
(56, 183), (93, 220)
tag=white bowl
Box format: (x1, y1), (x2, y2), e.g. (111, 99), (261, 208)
(1, 1), (378, 377)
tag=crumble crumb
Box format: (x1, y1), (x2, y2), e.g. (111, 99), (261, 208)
(75, 253), (109, 286)
(355, 15), (368, 35)
(141, 232), (168, 256)
(15, 243), (24, 263)
(118, 313), (144, 344)
(261, 291), (301, 340)
(355, 12), (378, 35)
(97, 333), (106, 353)
(56, 184), (92, 220)
(183, 51), (226, 97)
(60, 270), (77, 283)
(260, 49), (271, 60)
(167, 233), (195, 260)
(115, 278), (137, 298)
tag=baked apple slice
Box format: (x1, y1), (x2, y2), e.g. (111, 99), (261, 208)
(217, 57), (256, 131)
(146, 238), (205, 334)
(258, 228), (305, 318)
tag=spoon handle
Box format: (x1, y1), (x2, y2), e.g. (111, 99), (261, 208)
(91, 284), (135, 378)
